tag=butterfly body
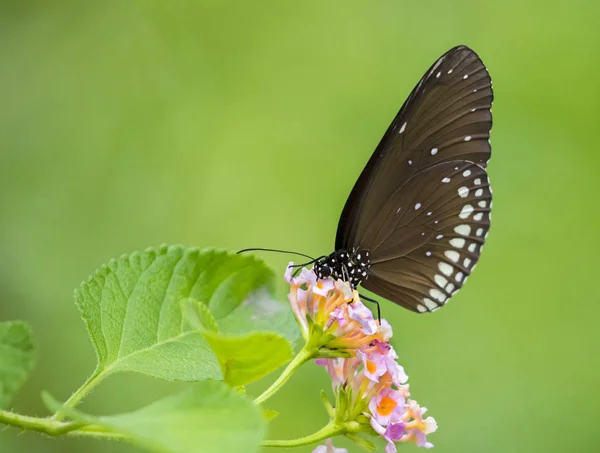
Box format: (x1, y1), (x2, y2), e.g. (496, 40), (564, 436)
(314, 248), (371, 288)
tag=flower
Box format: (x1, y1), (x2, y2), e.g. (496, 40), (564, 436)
(312, 438), (348, 453)
(371, 419), (406, 453)
(285, 262), (388, 354)
(285, 264), (437, 450)
(399, 400), (438, 448)
(369, 387), (405, 426)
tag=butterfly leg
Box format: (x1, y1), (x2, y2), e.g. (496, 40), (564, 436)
(359, 293), (381, 323)
(341, 263), (350, 282)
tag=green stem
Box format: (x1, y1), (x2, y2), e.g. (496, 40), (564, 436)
(68, 426), (128, 440)
(52, 368), (107, 420)
(0, 409), (126, 440)
(261, 421), (344, 448)
(253, 344), (316, 406)
(0, 409), (83, 435)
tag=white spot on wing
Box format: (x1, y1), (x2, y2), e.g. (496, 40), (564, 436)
(450, 238), (465, 248)
(434, 275), (448, 288)
(448, 68), (453, 74)
(475, 189), (483, 197)
(468, 243), (477, 252)
(423, 298), (438, 310)
(463, 169), (472, 177)
(436, 234), (444, 240)
(464, 136), (472, 142)
(478, 200), (487, 208)
(476, 228), (484, 237)
(464, 258), (472, 267)
(445, 250), (460, 263)
(438, 262), (453, 277)
(455, 271), (464, 282)
(463, 74), (469, 79)
(415, 202), (421, 210)
(459, 204), (474, 219)
(458, 186), (469, 198)
(454, 224), (471, 236)
(429, 288), (446, 303)
(473, 212), (484, 221)
(436, 71), (441, 78)
(426, 251), (432, 257)
(431, 148), (438, 155)
(417, 304), (427, 313)
(474, 178), (482, 185)
(399, 122), (407, 134)
(442, 177), (451, 183)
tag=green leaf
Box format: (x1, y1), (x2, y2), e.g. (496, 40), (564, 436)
(44, 380), (265, 453)
(76, 245), (273, 381)
(219, 287), (300, 348)
(180, 297), (218, 332)
(202, 330), (292, 386)
(0, 321), (36, 408)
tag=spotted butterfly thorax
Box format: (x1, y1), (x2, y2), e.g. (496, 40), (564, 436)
(314, 45), (493, 313)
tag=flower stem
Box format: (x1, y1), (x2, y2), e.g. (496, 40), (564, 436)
(254, 344), (316, 406)
(261, 421), (344, 448)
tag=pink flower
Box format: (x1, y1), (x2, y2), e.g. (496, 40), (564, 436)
(369, 387), (405, 426)
(285, 263), (437, 450)
(400, 400), (438, 448)
(357, 349), (387, 383)
(386, 357), (409, 386)
(377, 319), (394, 341)
(347, 300), (377, 335)
(285, 263), (390, 352)
(312, 439), (348, 453)
(371, 419), (406, 453)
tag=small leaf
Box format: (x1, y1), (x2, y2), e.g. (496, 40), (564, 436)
(76, 246), (273, 381)
(346, 433), (377, 452)
(44, 380), (265, 453)
(263, 408), (279, 421)
(180, 298), (218, 332)
(320, 390), (335, 418)
(202, 330), (292, 386)
(0, 321), (36, 408)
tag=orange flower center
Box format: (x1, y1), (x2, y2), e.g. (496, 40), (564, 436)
(377, 396), (397, 416)
(366, 360), (377, 375)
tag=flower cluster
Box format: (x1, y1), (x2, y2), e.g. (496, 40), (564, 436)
(285, 264), (390, 354)
(285, 264), (437, 452)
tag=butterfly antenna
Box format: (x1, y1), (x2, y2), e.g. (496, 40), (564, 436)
(237, 247), (316, 261)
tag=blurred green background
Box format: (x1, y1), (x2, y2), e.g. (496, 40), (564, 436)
(1, 1), (599, 452)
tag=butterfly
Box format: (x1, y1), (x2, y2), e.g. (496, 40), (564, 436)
(242, 45), (493, 315)
(312, 45), (493, 314)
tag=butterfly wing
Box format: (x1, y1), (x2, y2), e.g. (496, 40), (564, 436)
(336, 45), (493, 251)
(359, 161), (492, 312)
